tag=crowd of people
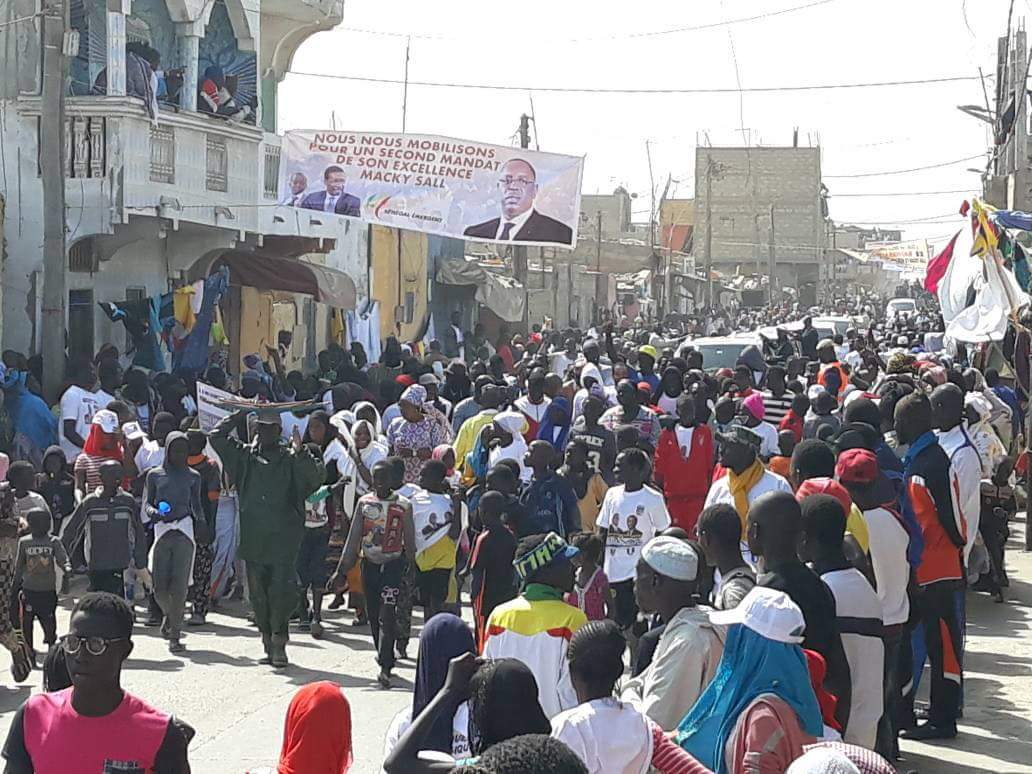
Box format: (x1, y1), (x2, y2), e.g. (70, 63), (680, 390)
(0, 294), (1020, 773)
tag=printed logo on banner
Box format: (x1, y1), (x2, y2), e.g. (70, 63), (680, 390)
(278, 130), (584, 249)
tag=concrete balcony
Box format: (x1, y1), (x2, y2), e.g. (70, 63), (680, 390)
(17, 95), (340, 246)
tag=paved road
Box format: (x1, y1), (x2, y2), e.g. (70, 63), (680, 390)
(0, 520), (1029, 773)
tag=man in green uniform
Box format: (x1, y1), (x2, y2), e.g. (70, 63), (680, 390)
(210, 411), (324, 667)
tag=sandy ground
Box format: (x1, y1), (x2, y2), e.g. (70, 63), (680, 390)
(0, 519), (1028, 772)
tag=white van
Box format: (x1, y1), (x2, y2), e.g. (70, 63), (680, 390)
(886, 298), (917, 321)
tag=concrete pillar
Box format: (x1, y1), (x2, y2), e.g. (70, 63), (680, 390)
(175, 21), (204, 112)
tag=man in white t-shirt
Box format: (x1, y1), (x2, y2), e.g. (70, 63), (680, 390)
(799, 493), (884, 751)
(596, 448), (671, 632)
(836, 448), (910, 760)
(59, 366), (103, 462)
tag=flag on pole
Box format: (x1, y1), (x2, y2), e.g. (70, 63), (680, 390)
(924, 231), (958, 293)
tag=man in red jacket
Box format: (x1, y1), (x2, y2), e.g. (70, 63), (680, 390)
(653, 393), (713, 536)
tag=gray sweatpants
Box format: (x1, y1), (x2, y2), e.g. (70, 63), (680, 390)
(152, 530), (195, 640)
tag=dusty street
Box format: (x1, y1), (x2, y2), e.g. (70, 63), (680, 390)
(0, 521), (1028, 773)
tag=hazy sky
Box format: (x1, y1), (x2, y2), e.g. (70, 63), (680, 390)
(279, 0), (1021, 248)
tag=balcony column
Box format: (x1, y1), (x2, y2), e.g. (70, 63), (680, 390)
(104, 0), (131, 96)
(175, 20), (205, 112)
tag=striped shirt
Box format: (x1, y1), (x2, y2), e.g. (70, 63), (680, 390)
(761, 390), (794, 425)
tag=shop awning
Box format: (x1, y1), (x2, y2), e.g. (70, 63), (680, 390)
(436, 257), (525, 322)
(212, 251), (357, 310)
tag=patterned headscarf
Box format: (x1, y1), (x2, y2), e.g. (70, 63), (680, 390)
(399, 384), (428, 407)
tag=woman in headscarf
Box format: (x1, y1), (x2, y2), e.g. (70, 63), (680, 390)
(383, 613), (477, 759)
(384, 656), (550, 773)
(2, 369), (57, 468)
(327, 416), (387, 622)
(264, 682), (352, 774)
(652, 366), (684, 416)
(386, 385), (451, 484)
(964, 367), (1014, 449)
(72, 410), (124, 498)
(433, 444), (460, 488)
(487, 411), (531, 483)
(676, 587), (823, 774)
(537, 395), (572, 452)
(351, 401), (386, 446)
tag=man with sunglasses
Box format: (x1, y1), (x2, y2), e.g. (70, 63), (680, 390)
(2, 592), (193, 772)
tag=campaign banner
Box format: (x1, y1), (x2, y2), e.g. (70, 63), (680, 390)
(278, 130), (584, 249)
(196, 381), (238, 433)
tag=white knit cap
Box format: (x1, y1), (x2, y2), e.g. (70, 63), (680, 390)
(640, 536), (699, 582)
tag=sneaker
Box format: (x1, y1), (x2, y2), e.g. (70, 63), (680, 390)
(168, 639), (185, 654)
(377, 671), (392, 689)
(186, 613), (206, 627)
(327, 594), (345, 610)
(310, 621), (324, 639)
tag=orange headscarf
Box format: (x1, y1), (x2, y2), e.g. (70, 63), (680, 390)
(279, 682), (352, 774)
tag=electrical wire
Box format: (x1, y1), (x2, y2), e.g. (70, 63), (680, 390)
(0, 13), (40, 30)
(829, 188), (978, 197)
(337, 0), (842, 43)
(285, 70), (986, 95)
(824, 154), (984, 178)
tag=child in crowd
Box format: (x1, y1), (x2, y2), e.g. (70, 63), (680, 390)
(551, 620), (711, 773)
(330, 458), (415, 688)
(297, 447), (342, 638)
(559, 440), (608, 534)
(14, 508), (69, 660)
(976, 458), (1016, 603)
(8, 461), (49, 524)
(62, 460), (151, 597)
(35, 447), (75, 535)
(768, 429), (796, 480)
(565, 533), (610, 621)
(468, 490), (517, 651)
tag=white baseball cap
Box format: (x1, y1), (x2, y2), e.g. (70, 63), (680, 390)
(91, 409), (120, 434)
(709, 586), (806, 644)
(641, 536), (699, 582)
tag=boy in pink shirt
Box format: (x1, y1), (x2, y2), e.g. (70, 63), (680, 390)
(2, 592), (193, 772)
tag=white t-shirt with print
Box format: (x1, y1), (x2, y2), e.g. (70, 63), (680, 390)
(596, 485), (671, 583)
(59, 386), (105, 462)
(398, 484), (462, 556)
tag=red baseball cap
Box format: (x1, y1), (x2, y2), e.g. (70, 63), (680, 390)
(835, 448), (878, 486)
(795, 476), (852, 517)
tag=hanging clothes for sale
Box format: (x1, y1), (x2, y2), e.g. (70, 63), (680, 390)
(346, 299), (382, 364)
(175, 267), (231, 376)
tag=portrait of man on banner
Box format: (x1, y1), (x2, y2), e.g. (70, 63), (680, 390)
(299, 165), (361, 216)
(463, 158), (573, 244)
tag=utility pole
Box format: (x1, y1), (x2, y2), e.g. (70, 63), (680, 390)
(768, 205), (776, 306)
(703, 154), (716, 308)
(514, 114), (530, 331)
(41, 0), (68, 401)
(595, 210), (604, 325)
